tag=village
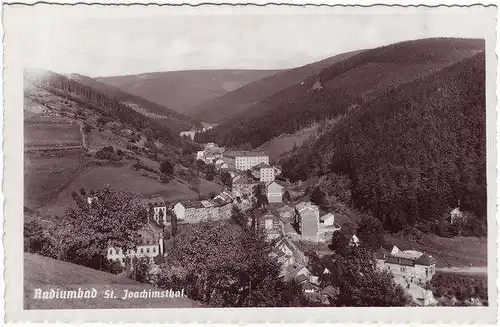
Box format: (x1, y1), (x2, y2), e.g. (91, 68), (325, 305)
(103, 139), (440, 306)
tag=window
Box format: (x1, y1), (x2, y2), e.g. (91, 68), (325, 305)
(400, 266), (406, 272)
(152, 248), (156, 253)
(140, 248), (144, 254)
(109, 249), (113, 255)
(147, 248), (150, 253)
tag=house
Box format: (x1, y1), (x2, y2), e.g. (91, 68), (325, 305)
(271, 237), (308, 269)
(317, 212), (342, 242)
(179, 130), (196, 140)
(266, 181), (284, 203)
(196, 144), (225, 164)
(251, 163), (276, 182)
(222, 151), (269, 171)
(152, 205), (168, 225)
(450, 207), (464, 224)
(295, 202), (320, 241)
(107, 223), (164, 266)
(393, 276), (437, 306)
(377, 245), (437, 285)
(232, 175), (257, 195)
(277, 204), (295, 222)
(260, 212), (281, 241)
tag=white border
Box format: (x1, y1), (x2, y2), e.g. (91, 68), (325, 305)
(2, 0), (498, 324)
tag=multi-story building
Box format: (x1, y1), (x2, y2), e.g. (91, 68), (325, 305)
(295, 202), (320, 241)
(251, 163), (276, 182)
(222, 151), (269, 171)
(107, 223), (164, 266)
(173, 193), (234, 224)
(266, 181), (285, 203)
(376, 246), (437, 285)
(293, 202), (343, 242)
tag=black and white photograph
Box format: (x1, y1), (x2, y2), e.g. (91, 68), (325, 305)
(2, 1), (497, 323)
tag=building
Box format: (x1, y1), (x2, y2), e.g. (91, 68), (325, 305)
(450, 207), (464, 224)
(172, 192), (234, 224)
(277, 204), (295, 222)
(106, 223), (164, 266)
(232, 175), (257, 196)
(376, 245), (437, 285)
(260, 212), (281, 241)
(393, 276), (438, 306)
(196, 144), (225, 164)
(266, 181), (284, 203)
(271, 237), (308, 270)
(152, 205), (168, 225)
(179, 130), (196, 140)
(295, 202), (320, 241)
(251, 163), (276, 182)
(173, 200), (211, 223)
(222, 151), (269, 171)
(317, 213), (342, 242)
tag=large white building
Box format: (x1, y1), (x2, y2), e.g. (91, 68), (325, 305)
(222, 151), (269, 171)
(107, 223), (164, 266)
(251, 163), (276, 182)
(376, 246), (437, 285)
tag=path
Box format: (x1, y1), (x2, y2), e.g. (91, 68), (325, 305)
(437, 266), (487, 277)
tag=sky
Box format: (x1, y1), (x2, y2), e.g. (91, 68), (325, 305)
(15, 6), (493, 77)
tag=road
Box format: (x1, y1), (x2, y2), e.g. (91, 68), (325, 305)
(436, 266), (487, 277)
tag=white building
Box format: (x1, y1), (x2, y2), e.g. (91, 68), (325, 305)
(376, 246), (437, 285)
(222, 151), (269, 171)
(179, 130), (196, 140)
(251, 163), (276, 182)
(106, 223), (164, 266)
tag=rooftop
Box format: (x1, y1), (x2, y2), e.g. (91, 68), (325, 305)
(223, 151), (268, 158)
(178, 200), (205, 209)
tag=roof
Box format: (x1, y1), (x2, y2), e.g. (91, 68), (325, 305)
(415, 253), (437, 266)
(385, 249), (435, 267)
(138, 223), (162, 244)
(178, 200), (205, 209)
(278, 204), (295, 214)
(223, 151), (267, 158)
(319, 213), (335, 222)
(296, 202), (319, 214)
(252, 162), (272, 170)
(266, 181), (285, 189)
(295, 274), (309, 284)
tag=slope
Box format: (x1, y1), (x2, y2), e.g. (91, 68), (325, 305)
(24, 70), (221, 216)
(69, 73), (200, 132)
(97, 69), (281, 115)
(197, 38), (484, 149)
(188, 49), (365, 123)
(24, 253), (199, 309)
(281, 51), (486, 232)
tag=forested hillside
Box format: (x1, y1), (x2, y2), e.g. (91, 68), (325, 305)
(188, 49), (364, 123)
(25, 70), (182, 145)
(282, 51), (486, 234)
(97, 69), (280, 114)
(196, 38), (484, 149)
(70, 74), (200, 132)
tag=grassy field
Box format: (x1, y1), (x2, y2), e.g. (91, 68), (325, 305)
(38, 165), (222, 217)
(24, 149), (85, 210)
(25, 122), (82, 148)
(24, 253), (199, 309)
(385, 233), (487, 268)
(257, 124), (319, 161)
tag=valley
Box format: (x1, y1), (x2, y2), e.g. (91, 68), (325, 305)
(23, 37), (489, 309)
